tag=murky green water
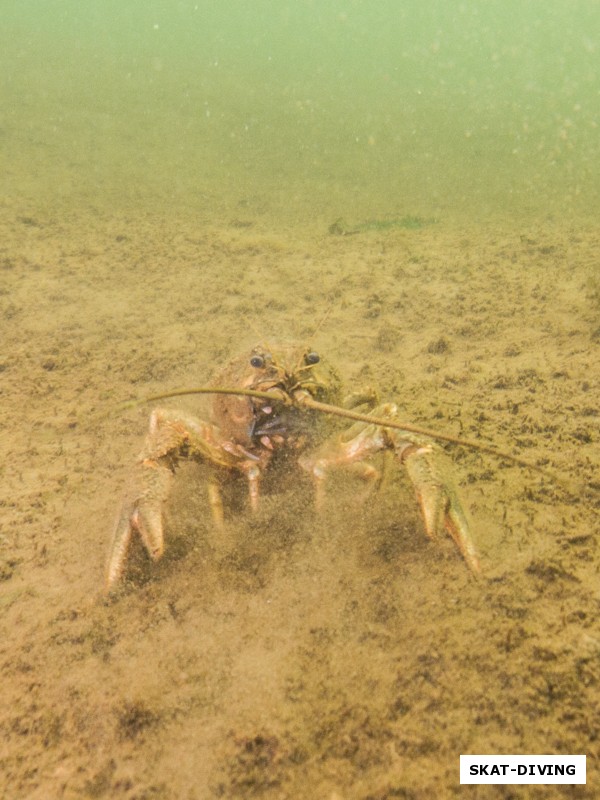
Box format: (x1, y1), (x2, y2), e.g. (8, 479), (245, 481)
(3, 0), (600, 227)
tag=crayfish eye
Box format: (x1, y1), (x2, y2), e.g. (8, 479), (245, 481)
(305, 351), (320, 365)
(250, 354), (265, 368)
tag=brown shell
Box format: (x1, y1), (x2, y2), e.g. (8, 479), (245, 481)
(209, 344), (342, 448)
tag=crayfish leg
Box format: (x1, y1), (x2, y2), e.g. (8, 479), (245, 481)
(207, 479), (224, 527)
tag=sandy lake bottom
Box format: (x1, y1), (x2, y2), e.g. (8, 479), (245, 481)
(1, 207), (599, 799)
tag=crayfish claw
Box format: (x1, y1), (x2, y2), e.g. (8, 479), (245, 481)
(402, 443), (480, 575)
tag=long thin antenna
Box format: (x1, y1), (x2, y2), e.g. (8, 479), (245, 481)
(116, 385), (565, 483)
